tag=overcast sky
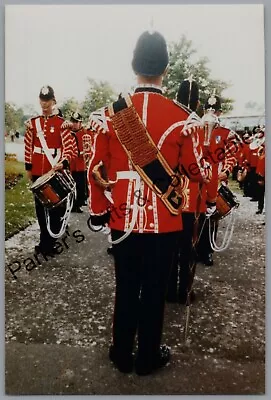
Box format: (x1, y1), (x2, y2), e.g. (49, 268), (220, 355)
(5, 4), (265, 116)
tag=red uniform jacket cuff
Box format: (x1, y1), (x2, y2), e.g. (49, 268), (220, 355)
(25, 163), (32, 171)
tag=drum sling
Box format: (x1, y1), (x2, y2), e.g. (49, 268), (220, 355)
(34, 118), (61, 167)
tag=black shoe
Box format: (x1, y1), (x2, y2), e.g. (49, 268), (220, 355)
(109, 345), (133, 374)
(135, 345), (171, 376)
(202, 253), (214, 266)
(178, 290), (196, 305)
(34, 244), (58, 257)
(256, 209), (263, 215)
(107, 247), (114, 255)
(75, 207), (83, 213)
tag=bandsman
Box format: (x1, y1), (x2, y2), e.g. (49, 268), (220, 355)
(24, 85), (75, 255)
(63, 112), (92, 212)
(167, 79), (218, 303)
(197, 94), (241, 266)
(87, 31), (212, 375)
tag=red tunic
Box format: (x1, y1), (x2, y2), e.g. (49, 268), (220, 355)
(83, 128), (94, 169)
(88, 89), (211, 233)
(242, 143), (259, 169)
(70, 128), (92, 172)
(182, 124), (242, 213)
(24, 114), (75, 176)
(182, 129), (219, 214)
(256, 147), (265, 177)
(207, 126), (240, 175)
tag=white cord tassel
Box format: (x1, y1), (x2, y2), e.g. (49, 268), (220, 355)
(209, 209), (237, 252)
(45, 189), (76, 239)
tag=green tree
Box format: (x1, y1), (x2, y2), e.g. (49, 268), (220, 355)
(59, 97), (81, 120)
(81, 78), (117, 121)
(163, 36), (234, 115)
(5, 102), (25, 134)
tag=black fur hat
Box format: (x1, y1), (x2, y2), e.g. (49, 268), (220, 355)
(177, 79), (199, 111)
(70, 111), (83, 122)
(132, 31), (169, 77)
(204, 94), (222, 112)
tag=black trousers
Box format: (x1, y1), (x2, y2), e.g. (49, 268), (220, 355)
(72, 171), (87, 207)
(243, 172), (250, 197)
(244, 167), (258, 199)
(85, 171), (89, 198)
(32, 176), (64, 251)
(111, 229), (181, 360)
(197, 216), (218, 258)
(231, 165), (239, 181)
(257, 180), (265, 211)
(167, 213), (204, 299)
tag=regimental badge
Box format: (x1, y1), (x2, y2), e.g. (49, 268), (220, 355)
(215, 135), (221, 144)
(50, 126), (55, 133)
(73, 112), (79, 119)
(41, 86), (49, 95)
(208, 96), (217, 106)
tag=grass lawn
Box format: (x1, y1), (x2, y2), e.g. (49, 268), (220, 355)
(5, 160), (36, 239)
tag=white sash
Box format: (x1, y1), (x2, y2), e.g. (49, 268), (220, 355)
(35, 118), (61, 167)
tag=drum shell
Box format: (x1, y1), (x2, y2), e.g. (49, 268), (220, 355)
(30, 170), (75, 209)
(213, 184), (239, 220)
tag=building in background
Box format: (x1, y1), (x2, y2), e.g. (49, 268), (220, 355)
(220, 114), (265, 131)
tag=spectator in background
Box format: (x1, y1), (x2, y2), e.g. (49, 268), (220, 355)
(10, 130), (15, 142)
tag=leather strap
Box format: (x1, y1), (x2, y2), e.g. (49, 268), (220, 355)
(35, 118), (61, 167)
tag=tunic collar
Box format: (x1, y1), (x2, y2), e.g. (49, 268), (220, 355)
(134, 83), (163, 94)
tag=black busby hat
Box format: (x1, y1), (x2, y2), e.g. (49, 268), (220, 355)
(177, 79), (199, 112)
(252, 125), (262, 135)
(70, 111), (83, 122)
(39, 85), (56, 101)
(132, 31), (169, 77)
(204, 94), (222, 112)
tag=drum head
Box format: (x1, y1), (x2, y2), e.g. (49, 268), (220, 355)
(30, 169), (55, 190)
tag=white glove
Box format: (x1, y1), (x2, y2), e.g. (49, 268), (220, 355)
(206, 205), (216, 217)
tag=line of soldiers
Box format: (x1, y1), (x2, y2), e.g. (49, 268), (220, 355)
(24, 30), (264, 377)
(166, 79), (245, 303)
(232, 126), (265, 214)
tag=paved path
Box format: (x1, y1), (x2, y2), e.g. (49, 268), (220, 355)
(5, 139), (24, 162)
(5, 194), (265, 395)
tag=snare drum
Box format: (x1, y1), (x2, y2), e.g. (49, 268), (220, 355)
(213, 183), (239, 220)
(30, 169), (76, 208)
